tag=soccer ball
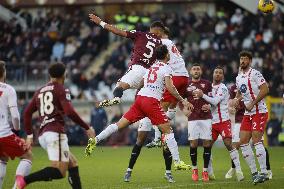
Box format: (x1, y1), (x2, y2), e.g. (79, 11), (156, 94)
(258, 0), (275, 13)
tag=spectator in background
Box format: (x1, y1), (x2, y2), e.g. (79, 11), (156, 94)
(51, 39), (65, 61)
(266, 112), (282, 146)
(90, 106), (108, 135)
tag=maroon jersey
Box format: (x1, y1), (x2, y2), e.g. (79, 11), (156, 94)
(126, 31), (162, 68)
(187, 79), (212, 121)
(24, 82), (89, 136)
(229, 84), (245, 123)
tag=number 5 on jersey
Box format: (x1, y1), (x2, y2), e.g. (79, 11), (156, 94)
(38, 92), (54, 116)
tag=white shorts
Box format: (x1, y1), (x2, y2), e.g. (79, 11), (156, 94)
(232, 123), (241, 143)
(138, 117), (152, 132)
(188, 119), (212, 140)
(118, 65), (147, 89)
(38, 131), (70, 162)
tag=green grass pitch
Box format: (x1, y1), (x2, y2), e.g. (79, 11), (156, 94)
(2, 146), (284, 189)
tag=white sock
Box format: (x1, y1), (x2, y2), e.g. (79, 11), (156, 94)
(95, 124), (118, 143)
(230, 149), (242, 172)
(164, 133), (180, 163)
(203, 168), (208, 172)
(208, 155), (214, 175)
(165, 170), (171, 174)
(153, 126), (161, 142)
(127, 168), (132, 172)
(166, 108), (176, 120)
(12, 159), (32, 189)
(0, 160), (7, 189)
(254, 142), (267, 174)
(240, 144), (257, 174)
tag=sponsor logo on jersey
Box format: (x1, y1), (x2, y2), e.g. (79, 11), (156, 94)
(240, 84), (247, 93)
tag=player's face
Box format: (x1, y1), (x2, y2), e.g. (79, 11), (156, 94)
(165, 53), (170, 62)
(213, 68), (224, 83)
(190, 66), (202, 79)
(239, 56), (251, 70)
(150, 27), (163, 38)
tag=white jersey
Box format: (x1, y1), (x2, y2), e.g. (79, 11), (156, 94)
(236, 68), (268, 115)
(0, 82), (18, 137)
(138, 61), (172, 100)
(161, 39), (189, 77)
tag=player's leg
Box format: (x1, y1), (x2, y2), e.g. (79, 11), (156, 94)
(157, 122), (189, 170)
(0, 157), (8, 188)
(17, 132), (70, 188)
(200, 120), (212, 182)
(163, 146), (174, 183)
(67, 152), (82, 189)
(99, 65), (146, 107)
(13, 150), (33, 189)
(265, 147), (272, 179)
(188, 120), (200, 181)
(124, 128), (148, 182)
(251, 113), (269, 183)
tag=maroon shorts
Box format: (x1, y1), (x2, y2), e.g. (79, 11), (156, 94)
(0, 134), (27, 159)
(241, 113), (268, 132)
(162, 76), (189, 103)
(124, 96), (168, 125)
(212, 120), (232, 141)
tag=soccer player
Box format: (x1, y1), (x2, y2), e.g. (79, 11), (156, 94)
(232, 50), (269, 184)
(193, 66), (244, 181)
(186, 63), (212, 182)
(85, 45), (191, 173)
(123, 28), (191, 183)
(16, 63), (95, 189)
(225, 84), (272, 180)
(145, 27), (190, 148)
(89, 14), (163, 107)
(0, 61), (33, 189)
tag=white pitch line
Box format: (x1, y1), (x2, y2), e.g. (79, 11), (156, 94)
(141, 177), (284, 189)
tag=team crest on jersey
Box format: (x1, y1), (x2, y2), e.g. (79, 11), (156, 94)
(187, 85), (196, 91)
(240, 84), (247, 93)
(64, 151), (69, 158)
(201, 84), (205, 88)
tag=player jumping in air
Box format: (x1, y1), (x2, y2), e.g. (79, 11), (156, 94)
(193, 66), (244, 182)
(232, 51), (269, 185)
(16, 63), (95, 189)
(123, 27), (191, 183)
(85, 45), (192, 173)
(0, 61), (33, 189)
(89, 13), (164, 108)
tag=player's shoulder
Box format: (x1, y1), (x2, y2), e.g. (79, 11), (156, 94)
(251, 68), (263, 76)
(220, 83), (228, 92)
(161, 38), (172, 45)
(0, 83), (16, 94)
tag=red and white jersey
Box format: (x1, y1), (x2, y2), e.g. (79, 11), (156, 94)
(138, 61), (172, 100)
(236, 68), (268, 115)
(210, 83), (230, 124)
(0, 82), (18, 137)
(161, 39), (189, 77)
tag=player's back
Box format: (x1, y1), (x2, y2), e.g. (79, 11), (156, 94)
(187, 79), (212, 120)
(0, 82), (17, 137)
(138, 61), (172, 100)
(33, 81), (71, 135)
(161, 38), (189, 77)
(126, 31), (162, 68)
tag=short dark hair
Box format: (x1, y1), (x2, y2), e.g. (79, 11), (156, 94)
(214, 66), (224, 73)
(239, 50), (253, 60)
(163, 27), (171, 36)
(150, 21), (165, 30)
(156, 45), (168, 60)
(0, 61), (6, 78)
(191, 63), (201, 68)
(48, 63), (66, 78)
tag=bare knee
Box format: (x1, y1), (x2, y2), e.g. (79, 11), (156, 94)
(136, 131), (147, 146)
(223, 138), (233, 151)
(157, 123), (171, 134)
(21, 150), (33, 161)
(69, 153), (79, 168)
(190, 140), (198, 148)
(51, 161), (68, 177)
(203, 140), (212, 148)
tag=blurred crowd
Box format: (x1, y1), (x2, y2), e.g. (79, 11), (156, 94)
(0, 8), (108, 87)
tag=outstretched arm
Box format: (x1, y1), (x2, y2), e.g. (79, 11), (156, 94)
(89, 14), (127, 37)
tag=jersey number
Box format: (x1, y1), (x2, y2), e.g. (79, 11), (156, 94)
(147, 67), (159, 83)
(38, 92), (54, 116)
(172, 45), (181, 57)
(143, 41), (155, 59)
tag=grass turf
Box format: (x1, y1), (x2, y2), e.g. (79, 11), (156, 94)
(2, 146), (284, 189)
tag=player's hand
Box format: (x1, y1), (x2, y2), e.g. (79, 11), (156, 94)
(228, 99), (236, 114)
(182, 104), (192, 117)
(25, 137), (33, 150)
(246, 101), (254, 111)
(193, 89), (203, 99)
(86, 127), (96, 139)
(89, 14), (101, 25)
(201, 104), (211, 112)
(181, 99), (190, 107)
(231, 98), (239, 108)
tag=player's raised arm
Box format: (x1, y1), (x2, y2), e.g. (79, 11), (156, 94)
(89, 13), (127, 37)
(8, 87), (20, 131)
